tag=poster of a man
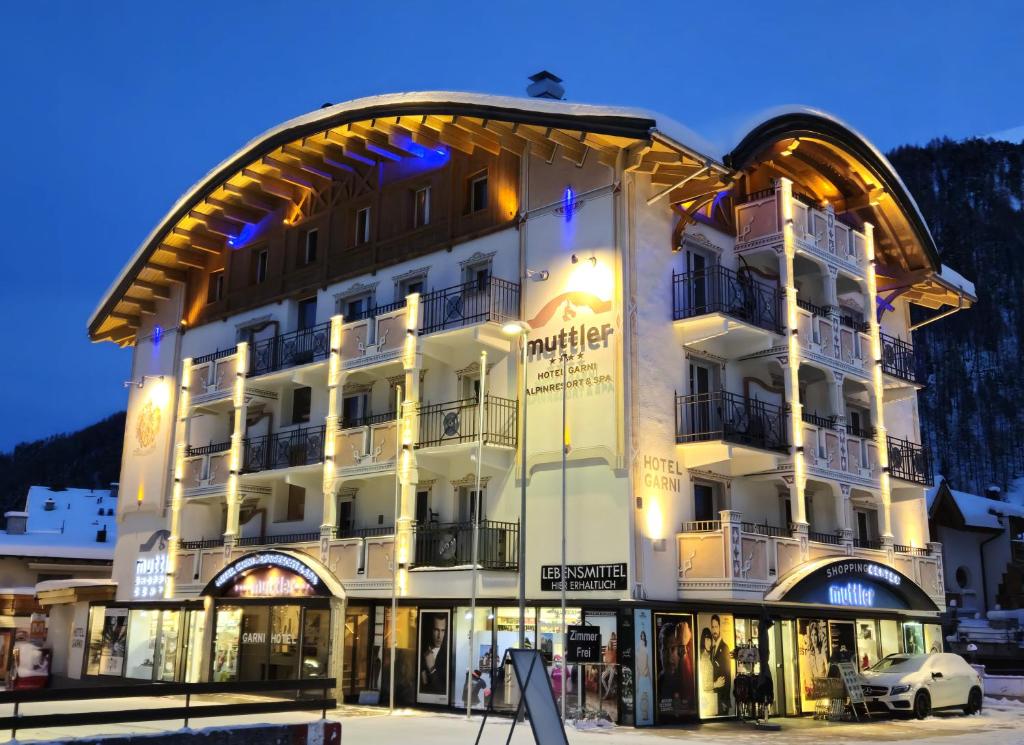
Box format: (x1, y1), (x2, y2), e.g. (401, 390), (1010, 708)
(417, 610), (450, 704)
(697, 613), (733, 717)
(654, 613), (695, 723)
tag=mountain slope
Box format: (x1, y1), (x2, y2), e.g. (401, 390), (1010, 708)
(888, 138), (1024, 492)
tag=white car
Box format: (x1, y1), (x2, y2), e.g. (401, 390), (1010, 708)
(860, 653), (983, 719)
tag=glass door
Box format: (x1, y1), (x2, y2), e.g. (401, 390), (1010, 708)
(343, 605), (371, 698)
(268, 605), (301, 680)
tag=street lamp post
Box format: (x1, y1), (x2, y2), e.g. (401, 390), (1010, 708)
(502, 321), (531, 649)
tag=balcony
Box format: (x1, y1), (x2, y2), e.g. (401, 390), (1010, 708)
(796, 306), (871, 377)
(335, 415), (399, 478)
(248, 322), (331, 378)
(413, 520), (519, 571)
(181, 441), (232, 497)
(799, 415), (880, 485)
(880, 332), (918, 384)
(419, 277), (519, 336)
(417, 395), (518, 449)
(674, 391), (788, 474)
(887, 435), (932, 486)
(672, 266), (783, 356)
(242, 425), (326, 474)
(236, 531), (322, 548)
(188, 349), (238, 405)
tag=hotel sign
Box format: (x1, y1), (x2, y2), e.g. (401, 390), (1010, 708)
(780, 558), (937, 612)
(541, 563), (627, 592)
(208, 551), (328, 597)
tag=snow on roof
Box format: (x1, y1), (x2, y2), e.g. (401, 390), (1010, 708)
(927, 481), (1024, 529)
(937, 264), (978, 302)
(35, 578), (117, 593)
(0, 486), (117, 561)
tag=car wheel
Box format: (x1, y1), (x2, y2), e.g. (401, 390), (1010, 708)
(964, 687), (983, 715)
(914, 690), (931, 719)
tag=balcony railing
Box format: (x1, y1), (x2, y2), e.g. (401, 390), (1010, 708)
(681, 520), (722, 532)
(193, 347), (237, 365)
(796, 297), (830, 317)
(417, 395), (518, 449)
(675, 391), (789, 452)
(845, 422), (875, 439)
(807, 529), (842, 546)
(419, 278), (520, 336)
(802, 412), (836, 429)
(248, 322), (331, 377)
(339, 411), (397, 430)
(742, 521), (789, 538)
(242, 425), (326, 473)
(672, 266), (783, 334)
(880, 332), (917, 382)
(236, 531), (321, 547)
(853, 537), (884, 550)
(336, 525), (395, 540)
(179, 538), (225, 550)
(184, 440), (232, 458)
(840, 312), (870, 333)
(414, 520), (519, 570)
(887, 435), (932, 485)
(894, 544), (932, 556)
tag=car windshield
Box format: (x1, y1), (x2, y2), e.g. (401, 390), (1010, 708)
(869, 655), (923, 673)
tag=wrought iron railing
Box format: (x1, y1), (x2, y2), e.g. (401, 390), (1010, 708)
(893, 543), (931, 556)
(674, 391), (788, 452)
(845, 422), (875, 439)
(414, 520), (519, 570)
(248, 322), (331, 377)
(807, 529), (841, 545)
(854, 537), (884, 550)
(802, 412), (836, 429)
(887, 435), (932, 485)
(184, 440), (232, 458)
(741, 522), (788, 538)
(681, 520), (722, 533)
(738, 187), (777, 204)
(339, 411), (397, 430)
(672, 266), (784, 334)
(336, 525), (395, 540)
(796, 297), (831, 317)
(179, 538), (225, 550)
(419, 277), (520, 335)
(880, 332), (917, 382)
(417, 395), (518, 449)
(840, 313), (870, 333)
(242, 425), (327, 473)
(193, 347), (237, 365)
(236, 531), (321, 547)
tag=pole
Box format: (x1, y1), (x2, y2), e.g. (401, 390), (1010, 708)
(518, 334), (528, 649)
(389, 384), (402, 714)
(468, 350), (487, 719)
(560, 350), (567, 722)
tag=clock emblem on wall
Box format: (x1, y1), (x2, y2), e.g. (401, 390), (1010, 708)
(134, 400), (162, 454)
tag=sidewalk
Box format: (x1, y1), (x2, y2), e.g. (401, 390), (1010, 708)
(1, 697), (1022, 744)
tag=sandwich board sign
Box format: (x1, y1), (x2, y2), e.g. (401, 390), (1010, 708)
(474, 648), (568, 745)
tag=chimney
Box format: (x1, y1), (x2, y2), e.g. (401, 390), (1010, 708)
(4, 512), (28, 535)
(96, 526), (108, 543)
(109, 482), (119, 500)
(527, 71), (565, 100)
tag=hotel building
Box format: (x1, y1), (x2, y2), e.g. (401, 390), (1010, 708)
(85, 86), (975, 721)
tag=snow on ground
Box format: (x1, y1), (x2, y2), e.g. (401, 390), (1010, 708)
(5, 698), (1024, 745)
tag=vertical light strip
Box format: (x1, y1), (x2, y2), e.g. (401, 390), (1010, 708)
(225, 341), (248, 547)
(395, 292), (421, 595)
(863, 223), (893, 539)
(321, 314), (344, 542)
(779, 178), (807, 526)
(165, 356), (192, 599)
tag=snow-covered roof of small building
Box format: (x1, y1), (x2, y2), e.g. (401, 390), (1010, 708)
(927, 481), (1024, 530)
(0, 486), (117, 561)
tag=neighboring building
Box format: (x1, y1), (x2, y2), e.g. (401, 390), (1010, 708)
(0, 486), (117, 681)
(927, 479), (1024, 667)
(85, 85), (975, 721)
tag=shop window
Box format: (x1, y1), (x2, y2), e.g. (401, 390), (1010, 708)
(855, 619), (880, 671)
(269, 605), (301, 680)
(453, 606), (494, 712)
(285, 484), (306, 522)
(291, 386), (312, 425)
(355, 206), (371, 245)
(303, 228), (319, 265)
(796, 618), (829, 713)
(380, 606), (419, 706)
(125, 609), (160, 680)
(185, 610), (207, 682)
(212, 607), (242, 681)
(413, 186), (430, 228)
(86, 607), (128, 677)
(302, 608), (330, 678)
(467, 171), (488, 213)
(416, 609), (451, 704)
(902, 622), (924, 655)
(696, 612), (735, 718)
(879, 619), (900, 659)
(207, 271), (224, 304)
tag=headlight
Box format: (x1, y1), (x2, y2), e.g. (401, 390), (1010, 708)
(890, 684), (912, 695)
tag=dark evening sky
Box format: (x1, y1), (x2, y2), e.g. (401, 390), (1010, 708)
(1, 0), (1022, 451)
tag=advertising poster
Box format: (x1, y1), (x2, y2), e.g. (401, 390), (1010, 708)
(902, 622), (924, 655)
(796, 618), (829, 711)
(617, 611), (635, 726)
(855, 619), (880, 670)
(696, 613), (734, 718)
(581, 611), (618, 721)
(633, 609), (654, 726)
(828, 621), (856, 665)
(417, 609), (450, 705)
(99, 608), (129, 676)
(924, 623), (943, 654)
(654, 613), (695, 723)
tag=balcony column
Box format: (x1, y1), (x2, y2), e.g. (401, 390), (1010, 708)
(926, 541), (944, 598)
(224, 340), (249, 558)
(165, 356), (194, 599)
(863, 223), (893, 539)
(721, 510), (742, 580)
(838, 485), (854, 554)
(321, 314), (346, 562)
(828, 371), (849, 472)
(779, 178), (808, 535)
(395, 293), (422, 594)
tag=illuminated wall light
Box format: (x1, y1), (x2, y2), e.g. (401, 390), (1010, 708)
(563, 186), (575, 222)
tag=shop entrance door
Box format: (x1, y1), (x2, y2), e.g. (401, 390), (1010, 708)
(343, 605), (371, 699)
(777, 621), (798, 716)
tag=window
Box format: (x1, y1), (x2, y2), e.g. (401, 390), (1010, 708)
(355, 207), (371, 245)
(338, 500), (354, 533)
(459, 487), (484, 523)
(342, 294), (372, 321)
(955, 566), (970, 589)
(461, 374), (481, 402)
(254, 249), (269, 284)
(413, 186), (430, 228)
(463, 262), (490, 291)
(693, 483), (717, 523)
(468, 172), (488, 213)
(303, 229), (319, 265)
(415, 490), (432, 525)
(286, 484), (305, 522)
(207, 271), (224, 304)
(297, 297), (317, 330)
(291, 386), (312, 424)
(341, 394), (367, 428)
(398, 276), (425, 298)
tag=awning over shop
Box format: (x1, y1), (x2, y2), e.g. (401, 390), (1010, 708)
(35, 579), (117, 607)
(765, 556), (939, 613)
